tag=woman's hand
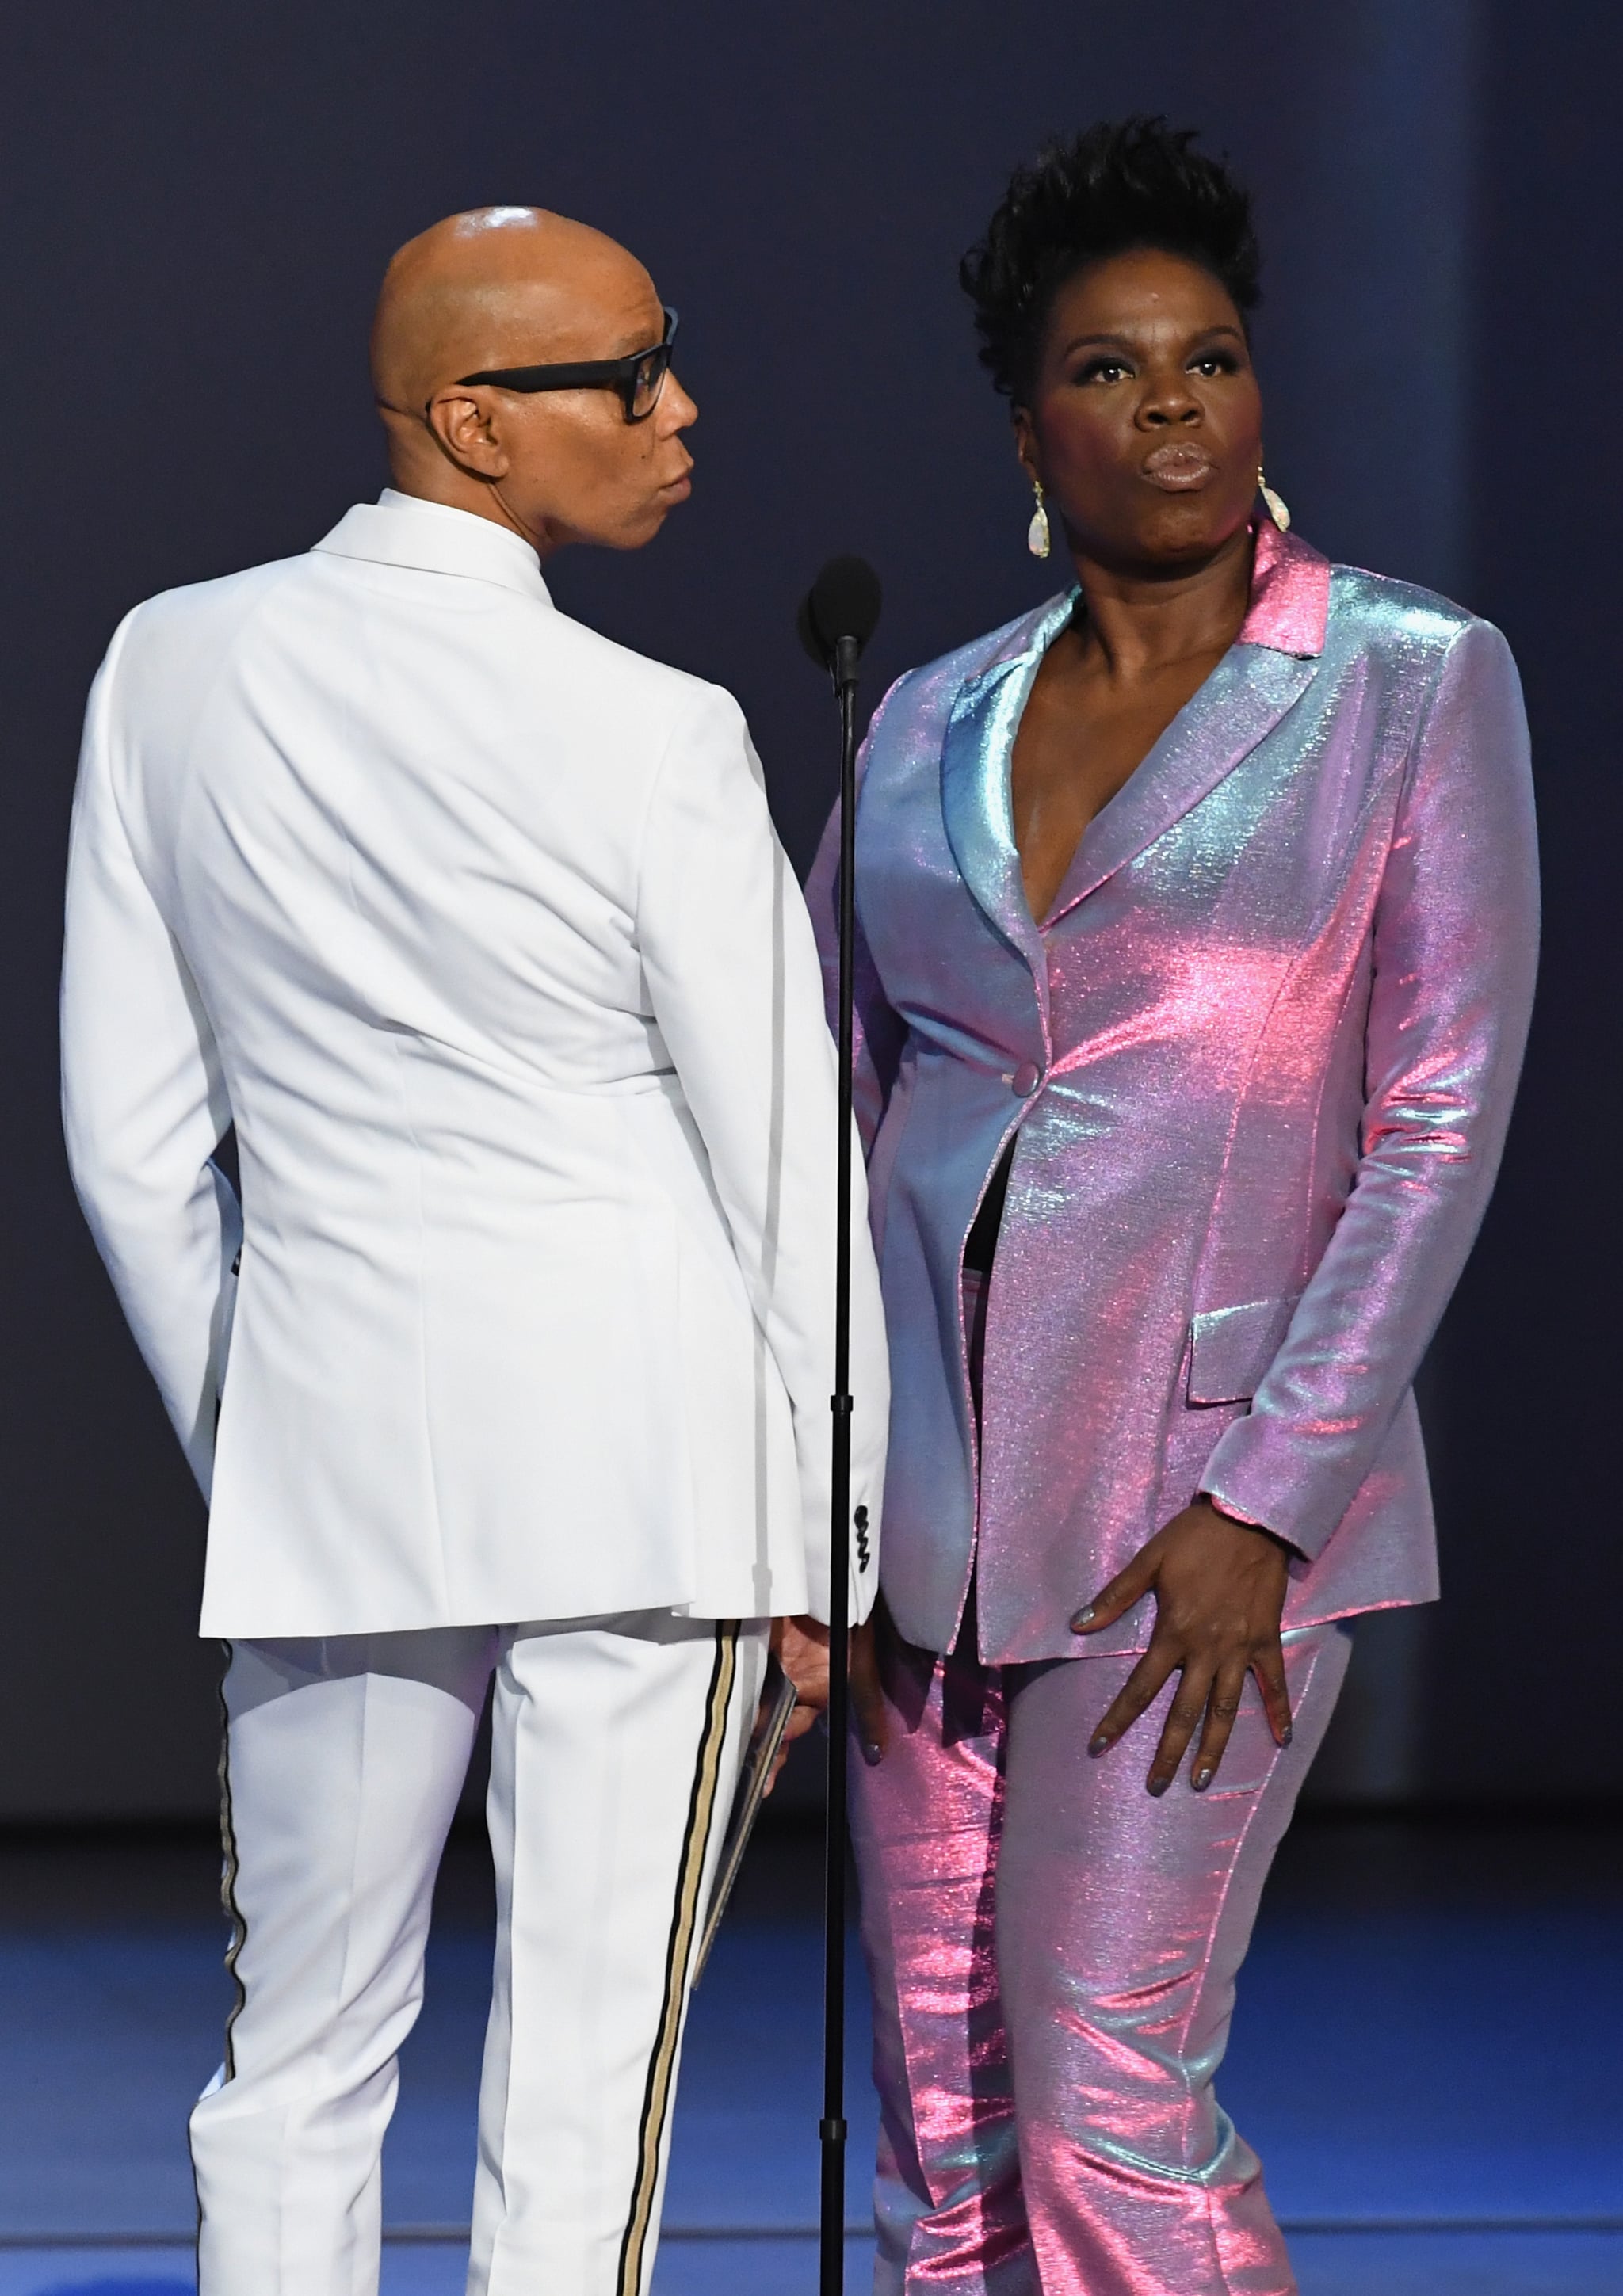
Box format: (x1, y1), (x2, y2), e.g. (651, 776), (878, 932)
(1070, 1498), (1294, 1794)
(850, 1617), (888, 1767)
(768, 1615), (890, 1783)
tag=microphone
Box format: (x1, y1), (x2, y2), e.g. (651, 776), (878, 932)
(796, 550), (883, 2296)
(798, 555), (883, 689)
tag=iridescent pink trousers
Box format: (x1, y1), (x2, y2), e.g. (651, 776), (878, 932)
(853, 1259), (1348, 2294)
(851, 1617), (1349, 2296)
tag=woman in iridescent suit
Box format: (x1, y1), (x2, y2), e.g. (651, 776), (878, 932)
(809, 121), (1537, 2296)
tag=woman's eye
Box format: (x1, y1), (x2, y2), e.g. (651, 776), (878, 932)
(1077, 358), (1131, 385)
(1190, 353), (1239, 377)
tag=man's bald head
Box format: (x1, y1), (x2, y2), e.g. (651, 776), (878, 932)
(367, 204), (695, 559)
(371, 206), (659, 416)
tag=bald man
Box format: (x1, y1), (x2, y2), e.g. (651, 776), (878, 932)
(61, 208), (887, 2296)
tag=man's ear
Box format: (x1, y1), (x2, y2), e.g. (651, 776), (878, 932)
(426, 389), (510, 478)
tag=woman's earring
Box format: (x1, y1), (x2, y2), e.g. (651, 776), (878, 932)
(1258, 467), (1292, 532)
(1027, 478), (1052, 560)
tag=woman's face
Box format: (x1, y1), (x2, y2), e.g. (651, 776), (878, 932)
(1015, 246), (1263, 574)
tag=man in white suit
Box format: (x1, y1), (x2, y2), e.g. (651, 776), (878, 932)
(60, 206), (887, 2296)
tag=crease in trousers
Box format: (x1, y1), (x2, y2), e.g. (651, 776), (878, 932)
(189, 1610), (767, 2296)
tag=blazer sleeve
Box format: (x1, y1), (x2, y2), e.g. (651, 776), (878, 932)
(1198, 619), (1539, 1558)
(637, 685), (889, 1623)
(804, 723), (908, 1157)
(60, 617), (241, 1497)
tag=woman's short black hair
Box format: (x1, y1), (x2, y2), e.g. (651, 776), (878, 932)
(960, 118), (1261, 405)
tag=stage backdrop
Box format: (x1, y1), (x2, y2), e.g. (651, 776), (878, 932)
(0, 0), (1613, 1814)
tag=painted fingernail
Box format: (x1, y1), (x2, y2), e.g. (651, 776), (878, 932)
(1071, 1606), (1096, 1629)
(862, 1741), (883, 1767)
(1281, 1725), (1293, 1746)
(1148, 1776), (1170, 1798)
(1087, 1735), (1109, 1757)
(1193, 1767), (1213, 1791)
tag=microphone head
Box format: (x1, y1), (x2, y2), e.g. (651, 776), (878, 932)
(799, 555), (883, 668)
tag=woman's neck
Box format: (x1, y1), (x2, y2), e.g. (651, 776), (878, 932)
(1068, 522), (1254, 681)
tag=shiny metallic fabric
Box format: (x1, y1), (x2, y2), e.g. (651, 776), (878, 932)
(808, 524), (1539, 1663)
(851, 1616), (1354, 2296)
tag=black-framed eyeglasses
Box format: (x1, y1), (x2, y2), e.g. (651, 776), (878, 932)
(440, 305), (679, 425)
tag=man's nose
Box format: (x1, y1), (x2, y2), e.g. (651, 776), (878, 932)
(661, 371), (698, 431)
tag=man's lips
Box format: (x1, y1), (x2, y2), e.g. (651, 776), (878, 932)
(1141, 444), (1216, 490)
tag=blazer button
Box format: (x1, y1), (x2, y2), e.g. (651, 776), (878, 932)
(1012, 1060), (1041, 1097)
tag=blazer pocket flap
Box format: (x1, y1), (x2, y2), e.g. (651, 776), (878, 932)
(1187, 1294), (1302, 1406)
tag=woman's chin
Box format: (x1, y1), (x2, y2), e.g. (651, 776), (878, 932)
(1128, 500), (1254, 570)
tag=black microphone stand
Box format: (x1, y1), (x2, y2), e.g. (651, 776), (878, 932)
(820, 631), (861, 2296)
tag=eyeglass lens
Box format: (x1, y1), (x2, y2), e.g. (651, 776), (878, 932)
(631, 345), (670, 419)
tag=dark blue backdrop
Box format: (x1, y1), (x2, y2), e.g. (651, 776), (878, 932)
(1, 1), (1612, 1813)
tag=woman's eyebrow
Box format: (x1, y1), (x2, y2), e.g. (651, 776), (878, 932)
(1057, 330), (1136, 357)
(1056, 321), (1247, 359)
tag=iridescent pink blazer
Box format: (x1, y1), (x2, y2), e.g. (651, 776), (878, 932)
(810, 524), (1538, 1664)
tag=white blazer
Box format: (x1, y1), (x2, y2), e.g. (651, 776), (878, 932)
(61, 490), (887, 1639)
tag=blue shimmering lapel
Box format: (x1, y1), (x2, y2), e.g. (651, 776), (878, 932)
(1043, 643), (1319, 928)
(939, 591), (1076, 988)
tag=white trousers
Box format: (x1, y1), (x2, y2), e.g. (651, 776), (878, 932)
(189, 1612), (768, 2296)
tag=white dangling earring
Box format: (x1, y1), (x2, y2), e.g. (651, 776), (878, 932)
(1258, 466), (1291, 531)
(1027, 477), (1052, 560)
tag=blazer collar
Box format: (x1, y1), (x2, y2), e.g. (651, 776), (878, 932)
(1239, 517), (1330, 656)
(940, 523), (1328, 959)
(1046, 645), (1318, 926)
(311, 489), (554, 605)
(939, 590), (1074, 997)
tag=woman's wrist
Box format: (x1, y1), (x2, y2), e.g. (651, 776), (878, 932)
(1197, 1491), (1297, 1558)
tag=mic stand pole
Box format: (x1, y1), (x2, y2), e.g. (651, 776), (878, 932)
(820, 633), (861, 2296)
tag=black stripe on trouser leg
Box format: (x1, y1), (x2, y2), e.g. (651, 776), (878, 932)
(194, 1645), (249, 2264)
(216, 1644), (249, 2083)
(615, 1620), (740, 2296)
